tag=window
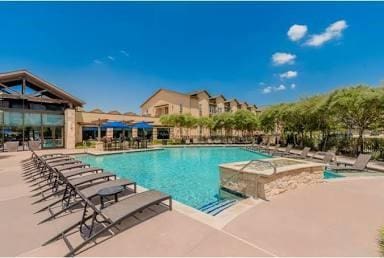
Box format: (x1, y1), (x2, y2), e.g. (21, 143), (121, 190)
(42, 114), (64, 126)
(29, 103), (46, 111)
(24, 113), (42, 126)
(0, 100), (10, 108)
(157, 128), (170, 139)
(82, 127), (98, 141)
(199, 104), (202, 116)
(4, 111), (23, 126)
(209, 105), (216, 114)
(179, 104), (183, 114)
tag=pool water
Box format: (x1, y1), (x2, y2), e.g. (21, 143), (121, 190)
(323, 170), (345, 179)
(76, 147), (269, 209)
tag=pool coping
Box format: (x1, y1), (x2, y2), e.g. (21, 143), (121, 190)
(78, 147), (165, 156)
(133, 183), (265, 229)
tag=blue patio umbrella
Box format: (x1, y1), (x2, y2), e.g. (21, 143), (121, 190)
(100, 121), (131, 140)
(132, 121), (153, 129)
(101, 121), (131, 129)
(132, 121), (153, 140)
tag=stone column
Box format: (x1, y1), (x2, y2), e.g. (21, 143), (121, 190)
(132, 128), (138, 138)
(152, 127), (158, 140)
(64, 108), (76, 149)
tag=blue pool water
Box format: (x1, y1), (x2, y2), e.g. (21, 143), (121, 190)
(76, 147), (269, 209)
(323, 170), (345, 179)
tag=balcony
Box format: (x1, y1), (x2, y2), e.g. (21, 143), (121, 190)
(154, 105), (169, 117)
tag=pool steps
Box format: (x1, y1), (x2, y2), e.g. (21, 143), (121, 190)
(199, 199), (237, 216)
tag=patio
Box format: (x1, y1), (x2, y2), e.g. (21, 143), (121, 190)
(1, 150), (384, 256)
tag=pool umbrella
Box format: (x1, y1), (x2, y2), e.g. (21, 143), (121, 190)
(131, 121), (153, 129)
(101, 121), (131, 129)
(101, 121), (131, 140)
(132, 121), (153, 139)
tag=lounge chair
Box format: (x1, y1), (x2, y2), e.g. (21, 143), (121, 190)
(259, 142), (270, 151)
(46, 157), (74, 164)
(32, 163), (112, 204)
(43, 189), (172, 257)
(31, 160), (88, 183)
(266, 144), (280, 155)
(39, 178), (137, 223)
(47, 159), (82, 168)
(33, 170), (116, 203)
(32, 167), (105, 192)
(271, 144), (293, 156)
(327, 153), (371, 172)
(285, 147), (311, 159)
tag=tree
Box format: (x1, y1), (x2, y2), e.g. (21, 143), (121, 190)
(213, 112), (235, 137)
(233, 110), (259, 136)
(197, 116), (214, 137)
(328, 85), (384, 153)
(183, 113), (198, 138)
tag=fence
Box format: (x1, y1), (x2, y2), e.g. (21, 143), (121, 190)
(284, 132), (384, 160)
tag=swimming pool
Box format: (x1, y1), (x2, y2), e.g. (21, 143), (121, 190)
(76, 147), (269, 209)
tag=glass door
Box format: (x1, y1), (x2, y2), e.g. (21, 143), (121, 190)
(42, 126), (64, 148)
(3, 111), (24, 151)
(42, 113), (64, 149)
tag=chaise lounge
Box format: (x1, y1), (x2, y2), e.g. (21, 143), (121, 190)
(327, 153), (371, 172)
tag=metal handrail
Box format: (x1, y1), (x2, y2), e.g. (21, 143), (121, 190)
(222, 159), (277, 187)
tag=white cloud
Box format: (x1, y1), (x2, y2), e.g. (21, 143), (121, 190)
(275, 84), (286, 91)
(290, 83), (296, 89)
(107, 56), (115, 61)
(287, 24), (308, 41)
(93, 59), (102, 64)
(120, 50), (130, 57)
(305, 20), (348, 47)
(262, 86), (273, 94)
(262, 84), (287, 94)
(259, 82), (265, 86)
(280, 70), (298, 79)
(272, 52), (296, 65)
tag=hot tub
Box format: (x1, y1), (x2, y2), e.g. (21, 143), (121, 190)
(219, 158), (325, 200)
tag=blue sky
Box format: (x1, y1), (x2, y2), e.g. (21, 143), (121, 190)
(1, 2), (384, 112)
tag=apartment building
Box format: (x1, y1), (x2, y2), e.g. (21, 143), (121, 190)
(140, 88), (258, 118)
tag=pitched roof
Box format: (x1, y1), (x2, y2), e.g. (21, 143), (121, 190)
(140, 88), (186, 107)
(124, 112), (137, 116)
(225, 98), (240, 104)
(140, 88), (257, 108)
(89, 108), (103, 113)
(209, 94), (226, 101)
(108, 110), (121, 115)
(0, 69), (85, 107)
(188, 90), (211, 97)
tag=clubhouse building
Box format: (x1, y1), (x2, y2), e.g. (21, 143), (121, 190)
(0, 70), (258, 151)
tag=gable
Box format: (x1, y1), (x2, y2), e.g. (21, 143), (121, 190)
(0, 70), (85, 107)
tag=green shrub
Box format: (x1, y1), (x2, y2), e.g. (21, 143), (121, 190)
(75, 140), (97, 149)
(168, 138), (182, 145)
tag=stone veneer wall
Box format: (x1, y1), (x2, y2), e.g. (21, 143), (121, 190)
(220, 164), (324, 200)
(64, 108), (76, 149)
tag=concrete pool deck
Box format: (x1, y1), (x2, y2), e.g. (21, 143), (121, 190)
(1, 149), (384, 256)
